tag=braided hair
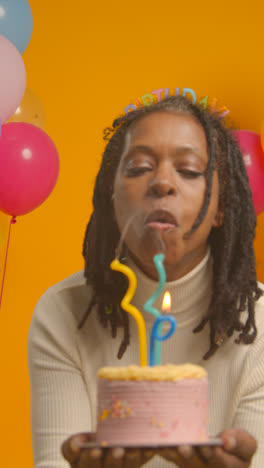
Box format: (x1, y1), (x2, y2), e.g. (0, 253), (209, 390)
(80, 95), (262, 360)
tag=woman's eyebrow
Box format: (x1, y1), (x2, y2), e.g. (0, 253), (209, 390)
(125, 144), (205, 161)
(124, 144), (157, 158)
(172, 145), (207, 164)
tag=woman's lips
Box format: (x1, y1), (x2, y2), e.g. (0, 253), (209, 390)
(145, 209), (178, 231)
(147, 221), (176, 231)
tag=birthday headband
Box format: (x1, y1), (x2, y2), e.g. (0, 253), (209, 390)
(123, 87), (230, 119)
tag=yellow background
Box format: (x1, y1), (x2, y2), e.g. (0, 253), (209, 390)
(1, 0), (264, 465)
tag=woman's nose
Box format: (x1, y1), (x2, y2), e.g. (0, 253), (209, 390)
(147, 164), (177, 198)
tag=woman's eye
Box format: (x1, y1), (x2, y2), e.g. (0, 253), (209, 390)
(125, 165), (152, 177)
(178, 169), (204, 179)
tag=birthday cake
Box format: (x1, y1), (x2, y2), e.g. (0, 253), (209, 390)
(96, 363), (208, 445)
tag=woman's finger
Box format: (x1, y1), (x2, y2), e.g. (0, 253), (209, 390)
(79, 448), (102, 468)
(220, 428), (257, 462)
(197, 446), (214, 464)
(61, 434), (83, 463)
(123, 448), (142, 468)
(103, 447), (125, 468)
(177, 445), (209, 468)
(206, 447), (248, 468)
(61, 433), (97, 465)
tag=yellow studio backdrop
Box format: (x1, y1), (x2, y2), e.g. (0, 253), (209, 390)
(1, 0), (264, 465)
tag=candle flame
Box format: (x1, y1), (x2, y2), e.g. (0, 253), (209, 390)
(162, 291), (171, 313)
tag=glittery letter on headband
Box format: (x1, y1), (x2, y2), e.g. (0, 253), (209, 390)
(152, 89), (164, 102)
(182, 88), (197, 104)
(123, 104), (138, 114)
(141, 94), (154, 106)
(135, 98), (144, 108)
(198, 95), (209, 109)
(210, 98), (229, 119)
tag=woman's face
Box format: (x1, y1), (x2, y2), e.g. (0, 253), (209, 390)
(113, 111), (221, 281)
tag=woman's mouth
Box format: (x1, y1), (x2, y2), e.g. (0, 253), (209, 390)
(145, 210), (178, 231)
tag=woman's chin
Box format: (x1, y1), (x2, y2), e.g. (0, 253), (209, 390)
(129, 243), (201, 282)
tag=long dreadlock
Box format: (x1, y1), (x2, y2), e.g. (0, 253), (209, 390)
(80, 95), (262, 360)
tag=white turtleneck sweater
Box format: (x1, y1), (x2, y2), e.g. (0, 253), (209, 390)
(28, 252), (264, 467)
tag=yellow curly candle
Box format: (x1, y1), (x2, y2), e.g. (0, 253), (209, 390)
(110, 259), (148, 366)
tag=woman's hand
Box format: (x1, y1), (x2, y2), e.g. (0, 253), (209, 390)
(61, 433), (154, 467)
(159, 428), (257, 467)
(62, 429), (257, 467)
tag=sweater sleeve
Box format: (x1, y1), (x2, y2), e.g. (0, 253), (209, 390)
(232, 327), (264, 468)
(27, 288), (92, 468)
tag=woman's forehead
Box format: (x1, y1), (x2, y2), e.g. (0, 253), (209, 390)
(122, 111), (208, 157)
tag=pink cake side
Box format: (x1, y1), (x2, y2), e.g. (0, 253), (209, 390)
(96, 377), (208, 445)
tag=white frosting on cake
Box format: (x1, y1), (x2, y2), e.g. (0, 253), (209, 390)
(96, 364), (208, 445)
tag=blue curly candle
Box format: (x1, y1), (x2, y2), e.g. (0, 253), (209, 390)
(143, 253), (166, 320)
(144, 253), (177, 365)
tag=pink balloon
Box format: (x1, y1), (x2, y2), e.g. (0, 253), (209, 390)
(233, 130), (264, 215)
(0, 35), (26, 124)
(0, 123), (59, 216)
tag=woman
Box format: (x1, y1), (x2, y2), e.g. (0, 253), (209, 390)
(28, 96), (263, 467)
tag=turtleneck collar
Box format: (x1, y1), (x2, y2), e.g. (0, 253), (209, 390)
(126, 249), (212, 328)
